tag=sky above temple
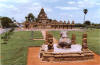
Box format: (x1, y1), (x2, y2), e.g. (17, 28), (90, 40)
(0, 0), (100, 23)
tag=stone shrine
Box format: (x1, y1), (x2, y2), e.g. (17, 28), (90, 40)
(40, 31), (94, 61)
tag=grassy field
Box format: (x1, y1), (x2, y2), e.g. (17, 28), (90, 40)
(49, 31), (60, 40)
(33, 31), (43, 39)
(1, 31), (44, 65)
(0, 29), (100, 65)
(49, 29), (100, 55)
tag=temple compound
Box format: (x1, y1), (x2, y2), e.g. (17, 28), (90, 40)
(40, 31), (94, 61)
(24, 8), (75, 29)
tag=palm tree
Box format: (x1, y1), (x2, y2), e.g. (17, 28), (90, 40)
(25, 16), (28, 21)
(83, 9), (88, 22)
(28, 13), (35, 22)
(27, 13), (35, 40)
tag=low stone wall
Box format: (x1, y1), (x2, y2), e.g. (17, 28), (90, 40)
(40, 49), (94, 61)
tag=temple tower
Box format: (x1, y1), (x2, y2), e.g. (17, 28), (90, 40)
(37, 8), (48, 24)
(38, 8), (48, 19)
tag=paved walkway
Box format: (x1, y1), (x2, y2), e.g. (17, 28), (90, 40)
(15, 28), (83, 32)
(0, 28), (11, 34)
(41, 30), (58, 44)
(33, 30), (46, 40)
(41, 30), (46, 40)
(27, 47), (100, 65)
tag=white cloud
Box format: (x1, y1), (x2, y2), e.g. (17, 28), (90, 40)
(42, 0), (59, 2)
(0, 0), (29, 3)
(67, 1), (76, 4)
(13, 0), (29, 3)
(77, 1), (95, 8)
(96, 3), (100, 5)
(33, 2), (40, 6)
(67, 0), (100, 8)
(45, 8), (52, 12)
(56, 6), (80, 10)
(0, 3), (18, 11)
(0, 0), (7, 2)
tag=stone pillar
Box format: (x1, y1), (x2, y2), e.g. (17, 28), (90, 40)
(71, 25), (72, 29)
(72, 20), (75, 29)
(82, 33), (88, 49)
(67, 25), (68, 29)
(47, 33), (54, 52)
(48, 39), (54, 52)
(71, 34), (76, 44)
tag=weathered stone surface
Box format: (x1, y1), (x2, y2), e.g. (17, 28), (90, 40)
(82, 33), (88, 49)
(71, 34), (76, 44)
(45, 32), (54, 52)
(58, 31), (71, 48)
(41, 49), (94, 61)
(40, 32), (94, 62)
(23, 8), (75, 29)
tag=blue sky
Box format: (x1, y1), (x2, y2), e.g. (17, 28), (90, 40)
(0, 0), (100, 23)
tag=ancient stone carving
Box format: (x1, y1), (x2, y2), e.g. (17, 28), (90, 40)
(45, 32), (54, 51)
(58, 31), (71, 48)
(71, 34), (76, 44)
(82, 33), (88, 49)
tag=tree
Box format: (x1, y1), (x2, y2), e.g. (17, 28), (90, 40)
(27, 13), (35, 22)
(83, 9), (88, 22)
(1, 17), (15, 28)
(84, 20), (91, 25)
(1, 17), (13, 28)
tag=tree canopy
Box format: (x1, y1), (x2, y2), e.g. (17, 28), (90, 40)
(84, 20), (91, 25)
(25, 13), (35, 22)
(1, 17), (16, 28)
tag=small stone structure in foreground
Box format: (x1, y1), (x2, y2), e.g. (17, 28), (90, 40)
(40, 31), (94, 61)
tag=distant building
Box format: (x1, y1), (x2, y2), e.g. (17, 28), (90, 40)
(24, 8), (75, 29)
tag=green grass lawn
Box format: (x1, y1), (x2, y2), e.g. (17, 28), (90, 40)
(49, 29), (100, 55)
(49, 31), (60, 40)
(1, 31), (44, 65)
(0, 29), (100, 65)
(33, 31), (43, 39)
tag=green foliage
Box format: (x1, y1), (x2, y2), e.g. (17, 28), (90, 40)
(84, 20), (91, 25)
(1, 17), (14, 28)
(27, 13), (35, 22)
(83, 9), (88, 14)
(1, 31), (44, 65)
(1, 28), (15, 44)
(49, 31), (60, 40)
(33, 31), (43, 39)
(49, 29), (100, 55)
(68, 29), (100, 55)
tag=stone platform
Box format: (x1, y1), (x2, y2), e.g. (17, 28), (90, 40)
(27, 47), (100, 65)
(40, 44), (94, 61)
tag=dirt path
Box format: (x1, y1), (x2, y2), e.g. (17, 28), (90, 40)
(41, 30), (58, 44)
(41, 30), (46, 40)
(33, 30), (46, 40)
(27, 47), (100, 65)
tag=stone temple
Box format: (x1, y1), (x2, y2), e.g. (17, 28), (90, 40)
(40, 31), (94, 61)
(24, 8), (75, 29)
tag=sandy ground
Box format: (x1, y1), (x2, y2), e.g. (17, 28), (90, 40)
(41, 30), (46, 40)
(27, 47), (100, 65)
